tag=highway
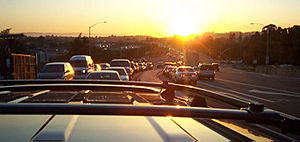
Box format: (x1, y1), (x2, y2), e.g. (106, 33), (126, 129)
(134, 65), (300, 118)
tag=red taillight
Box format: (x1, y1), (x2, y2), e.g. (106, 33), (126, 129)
(180, 74), (185, 77)
(192, 74), (196, 77)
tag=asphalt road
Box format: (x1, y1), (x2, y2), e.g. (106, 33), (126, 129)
(134, 65), (300, 118)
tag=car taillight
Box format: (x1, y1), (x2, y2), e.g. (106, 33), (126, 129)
(180, 74), (185, 77)
(192, 74), (196, 77)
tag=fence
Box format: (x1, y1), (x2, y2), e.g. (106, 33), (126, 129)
(11, 53), (37, 79)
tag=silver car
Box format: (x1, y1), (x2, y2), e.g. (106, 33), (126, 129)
(172, 66), (197, 84)
(105, 67), (129, 81)
(37, 62), (74, 80)
(197, 64), (216, 80)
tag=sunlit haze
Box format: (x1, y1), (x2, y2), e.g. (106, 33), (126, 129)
(1, 0), (299, 37)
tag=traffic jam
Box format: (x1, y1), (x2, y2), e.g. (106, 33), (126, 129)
(37, 55), (153, 81)
(37, 54), (218, 85)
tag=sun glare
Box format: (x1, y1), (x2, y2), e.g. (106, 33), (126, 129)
(167, 8), (201, 36)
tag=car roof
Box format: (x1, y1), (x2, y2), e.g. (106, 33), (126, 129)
(45, 62), (69, 65)
(89, 71), (119, 76)
(108, 67), (126, 70)
(177, 66), (192, 68)
(99, 63), (109, 65)
(69, 55), (92, 60)
(111, 59), (129, 61)
(200, 64), (213, 66)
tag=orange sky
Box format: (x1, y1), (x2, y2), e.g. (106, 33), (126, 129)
(1, 0), (300, 37)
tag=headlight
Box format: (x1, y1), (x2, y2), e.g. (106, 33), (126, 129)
(82, 70), (86, 74)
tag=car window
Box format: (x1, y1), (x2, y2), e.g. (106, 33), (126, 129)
(41, 65), (64, 73)
(200, 65), (213, 70)
(109, 69), (127, 76)
(70, 60), (88, 67)
(87, 72), (120, 80)
(110, 61), (130, 67)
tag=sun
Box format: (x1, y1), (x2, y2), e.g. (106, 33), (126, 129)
(167, 9), (201, 36)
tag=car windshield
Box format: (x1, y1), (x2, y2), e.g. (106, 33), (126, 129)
(108, 69), (127, 76)
(1, 0), (300, 141)
(40, 65), (64, 73)
(70, 60), (87, 67)
(110, 61), (130, 67)
(200, 65), (214, 70)
(87, 72), (120, 80)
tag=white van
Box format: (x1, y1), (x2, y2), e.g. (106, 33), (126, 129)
(69, 55), (94, 79)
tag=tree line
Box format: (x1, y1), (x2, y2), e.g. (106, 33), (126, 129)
(191, 24), (300, 65)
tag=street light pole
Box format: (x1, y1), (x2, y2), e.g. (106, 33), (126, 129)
(250, 23), (269, 65)
(266, 29), (270, 65)
(88, 21), (107, 55)
(89, 21), (107, 38)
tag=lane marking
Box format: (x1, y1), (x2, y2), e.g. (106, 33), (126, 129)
(197, 81), (276, 103)
(217, 78), (300, 95)
(248, 89), (300, 98)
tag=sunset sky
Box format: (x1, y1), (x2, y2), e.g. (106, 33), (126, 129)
(1, 0), (300, 37)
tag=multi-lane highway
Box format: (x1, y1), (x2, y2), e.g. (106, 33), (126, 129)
(134, 64), (300, 118)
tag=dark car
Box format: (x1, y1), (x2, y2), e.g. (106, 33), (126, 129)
(146, 62), (153, 70)
(212, 63), (220, 71)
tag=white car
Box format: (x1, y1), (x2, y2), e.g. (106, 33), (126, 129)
(105, 67), (130, 81)
(172, 66), (197, 84)
(110, 59), (134, 76)
(37, 62), (74, 80)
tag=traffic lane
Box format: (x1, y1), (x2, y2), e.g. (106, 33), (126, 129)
(138, 69), (162, 83)
(196, 79), (300, 118)
(197, 79), (300, 102)
(156, 69), (300, 117)
(138, 68), (299, 104)
(217, 65), (300, 93)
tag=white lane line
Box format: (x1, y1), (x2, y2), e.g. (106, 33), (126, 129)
(217, 78), (300, 95)
(248, 89), (300, 98)
(197, 81), (276, 103)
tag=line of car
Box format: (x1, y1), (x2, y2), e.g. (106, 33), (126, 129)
(37, 55), (153, 81)
(163, 63), (219, 85)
